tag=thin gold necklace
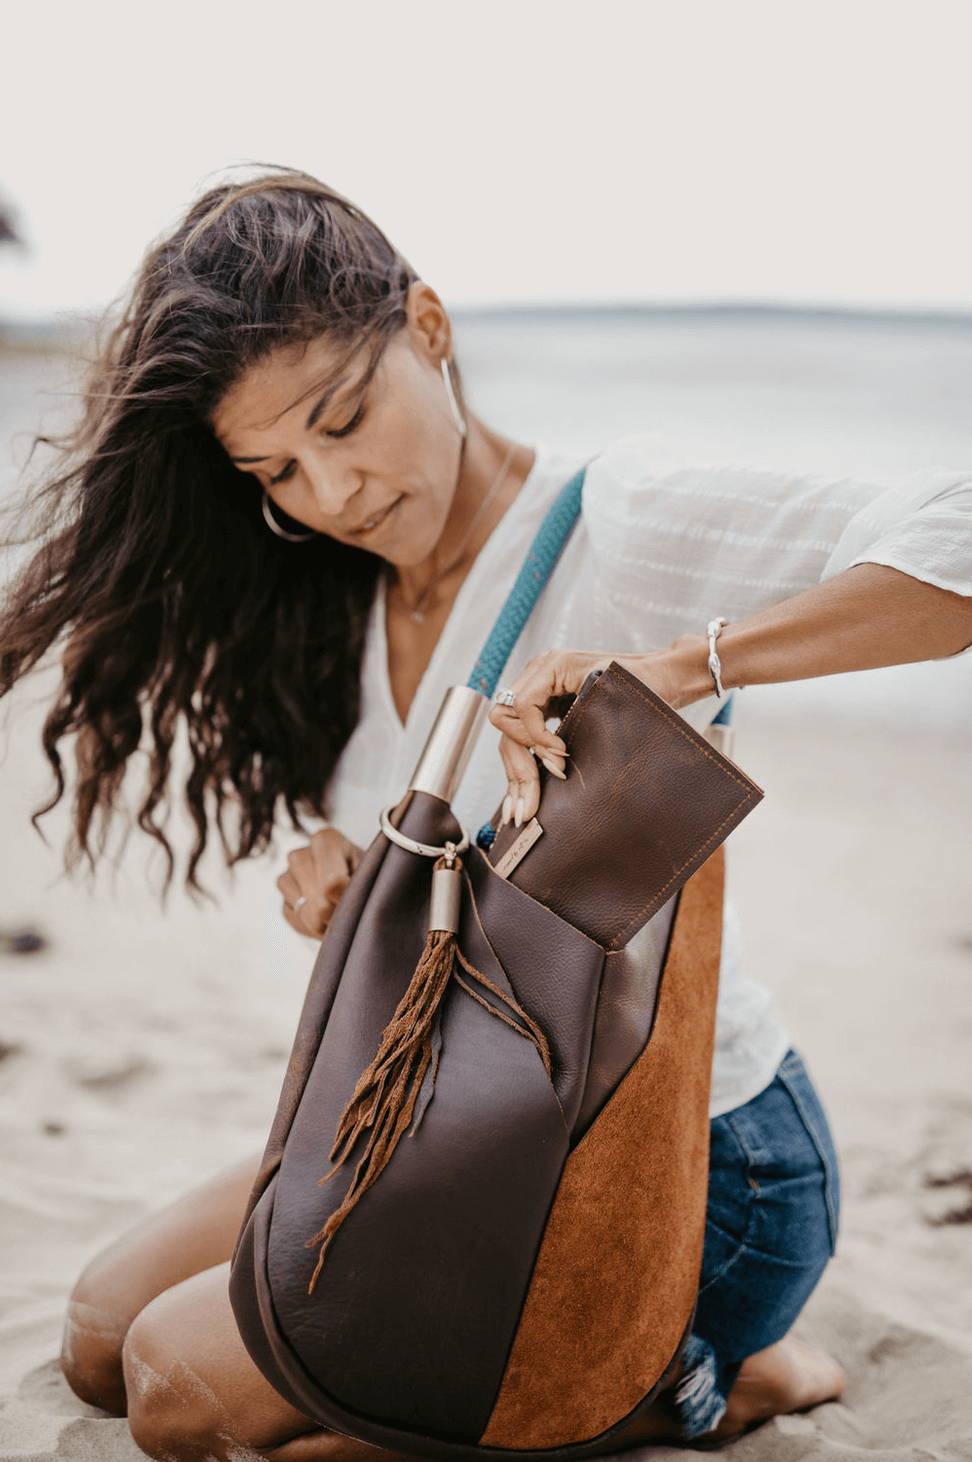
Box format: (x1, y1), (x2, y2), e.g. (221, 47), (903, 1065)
(390, 438), (521, 624)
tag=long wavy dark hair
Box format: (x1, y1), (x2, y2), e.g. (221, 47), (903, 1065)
(0, 167), (469, 902)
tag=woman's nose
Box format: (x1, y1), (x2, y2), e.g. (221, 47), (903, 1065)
(301, 455), (359, 521)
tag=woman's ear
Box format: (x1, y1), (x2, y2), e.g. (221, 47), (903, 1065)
(404, 279), (453, 361)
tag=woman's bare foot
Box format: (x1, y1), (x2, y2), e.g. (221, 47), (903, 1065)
(702, 1335), (846, 1444)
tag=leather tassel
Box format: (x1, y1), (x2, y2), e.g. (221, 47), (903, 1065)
(303, 851), (552, 1295)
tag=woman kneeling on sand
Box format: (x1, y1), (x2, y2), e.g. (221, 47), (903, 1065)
(3, 168), (972, 1458)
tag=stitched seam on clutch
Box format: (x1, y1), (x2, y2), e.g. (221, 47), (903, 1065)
(561, 667), (758, 949)
(612, 668), (755, 788)
(562, 662), (758, 790)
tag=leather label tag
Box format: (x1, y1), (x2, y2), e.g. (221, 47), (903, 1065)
(492, 818), (544, 879)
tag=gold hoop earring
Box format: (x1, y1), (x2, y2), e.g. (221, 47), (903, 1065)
(261, 488), (317, 542)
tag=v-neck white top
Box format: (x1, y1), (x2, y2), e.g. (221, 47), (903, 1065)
(322, 432), (972, 1117)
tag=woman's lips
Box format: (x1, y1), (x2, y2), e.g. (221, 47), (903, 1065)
(352, 494), (403, 536)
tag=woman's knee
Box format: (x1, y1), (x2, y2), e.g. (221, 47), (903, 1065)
(60, 1261), (132, 1415)
(121, 1300), (229, 1461)
(117, 1263), (305, 1462)
(60, 1148), (265, 1417)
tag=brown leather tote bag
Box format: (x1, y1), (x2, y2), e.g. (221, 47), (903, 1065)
(228, 464), (763, 1460)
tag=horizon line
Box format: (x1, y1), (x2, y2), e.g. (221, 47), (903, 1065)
(2, 297), (971, 343)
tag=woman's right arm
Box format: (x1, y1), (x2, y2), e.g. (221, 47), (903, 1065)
(275, 826), (366, 938)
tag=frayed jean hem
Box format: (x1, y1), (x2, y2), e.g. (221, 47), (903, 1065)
(672, 1333), (729, 1439)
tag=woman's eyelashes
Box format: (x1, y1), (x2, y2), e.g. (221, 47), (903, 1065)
(263, 405), (368, 487)
(328, 402), (367, 439)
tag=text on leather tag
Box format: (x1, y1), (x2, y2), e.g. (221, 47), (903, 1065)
(492, 818), (544, 880)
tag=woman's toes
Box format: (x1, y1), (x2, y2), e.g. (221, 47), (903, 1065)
(771, 1335), (847, 1410)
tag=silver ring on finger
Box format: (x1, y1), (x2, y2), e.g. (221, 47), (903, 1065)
(494, 686), (517, 707)
(292, 895), (308, 917)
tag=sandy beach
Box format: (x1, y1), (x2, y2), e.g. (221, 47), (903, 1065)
(2, 311), (971, 1460)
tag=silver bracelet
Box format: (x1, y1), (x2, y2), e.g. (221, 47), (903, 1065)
(706, 617), (729, 698)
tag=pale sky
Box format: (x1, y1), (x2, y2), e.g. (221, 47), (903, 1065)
(2, 0), (969, 322)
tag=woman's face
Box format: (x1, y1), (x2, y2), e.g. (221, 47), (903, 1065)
(210, 288), (463, 565)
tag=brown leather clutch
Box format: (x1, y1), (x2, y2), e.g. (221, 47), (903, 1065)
(484, 659), (764, 950)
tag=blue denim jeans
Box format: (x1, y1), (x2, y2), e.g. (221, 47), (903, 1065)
(672, 1048), (841, 1439)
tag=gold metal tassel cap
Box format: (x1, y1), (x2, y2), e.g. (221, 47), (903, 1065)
(429, 860), (462, 934)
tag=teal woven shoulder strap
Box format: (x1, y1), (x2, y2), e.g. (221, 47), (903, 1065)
(467, 457), (733, 849)
(465, 459), (734, 726)
(466, 465), (588, 698)
(464, 456), (736, 707)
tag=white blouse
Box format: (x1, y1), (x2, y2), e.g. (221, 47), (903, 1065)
(322, 433), (972, 1117)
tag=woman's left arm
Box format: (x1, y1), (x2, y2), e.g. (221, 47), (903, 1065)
(666, 561), (972, 705)
(490, 564), (972, 828)
(489, 455), (972, 829)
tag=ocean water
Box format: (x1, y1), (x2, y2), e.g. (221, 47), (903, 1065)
(452, 305), (972, 730)
(2, 305), (971, 727)
(454, 304), (972, 478)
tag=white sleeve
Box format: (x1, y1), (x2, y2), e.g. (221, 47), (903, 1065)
(582, 433), (972, 661)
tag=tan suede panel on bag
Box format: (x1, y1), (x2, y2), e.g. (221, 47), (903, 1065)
(479, 845), (725, 1449)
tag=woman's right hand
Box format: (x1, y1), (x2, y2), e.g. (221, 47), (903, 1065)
(276, 826), (366, 939)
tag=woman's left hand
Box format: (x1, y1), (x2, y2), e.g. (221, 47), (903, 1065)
(486, 643), (704, 829)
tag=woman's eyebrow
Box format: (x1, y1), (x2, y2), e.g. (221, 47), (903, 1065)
(229, 372), (366, 463)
